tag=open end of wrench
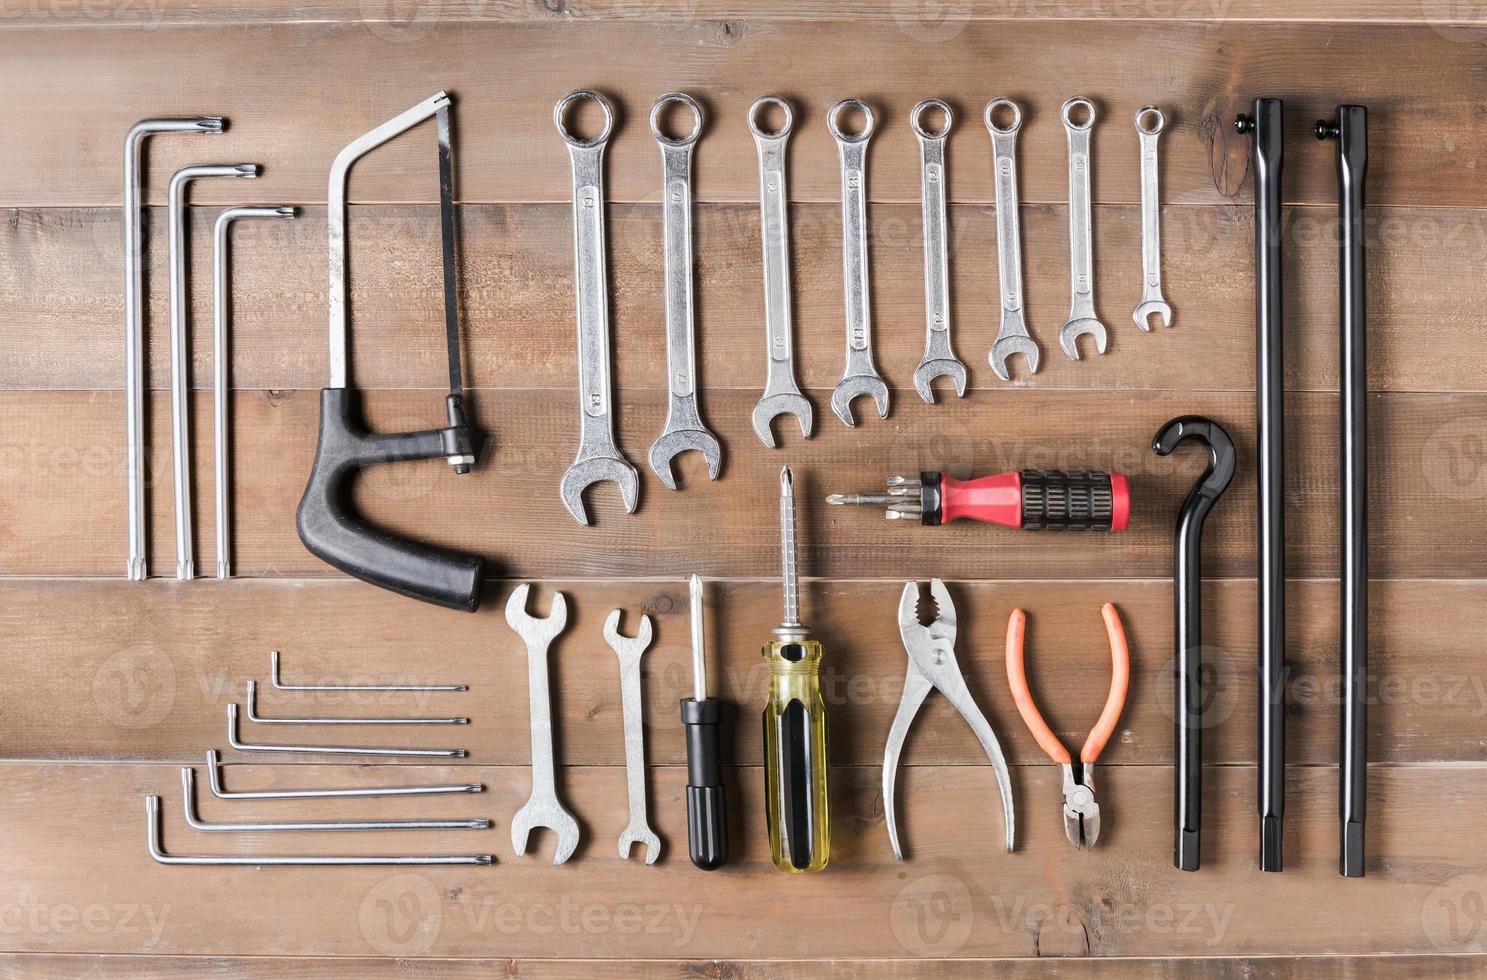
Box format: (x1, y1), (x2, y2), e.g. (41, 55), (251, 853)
(751, 394), (813, 448)
(504, 583), (568, 637)
(560, 458), (639, 526)
(912, 358), (967, 403)
(991, 335), (1041, 382)
(648, 429), (723, 490)
(619, 826), (662, 864)
(1059, 319), (1108, 360)
(1134, 299), (1173, 331)
(511, 800), (580, 865)
(830, 377), (890, 428)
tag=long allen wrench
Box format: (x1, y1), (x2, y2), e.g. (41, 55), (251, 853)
(1318, 104), (1369, 878)
(1236, 98), (1286, 872)
(604, 610), (661, 864)
(555, 91), (638, 525)
(1059, 97), (1108, 360)
(124, 116), (223, 580)
(1133, 107), (1173, 330)
(205, 750), (482, 799)
(227, 704), (466, 758)
(270, 650), (466, 692)
(244, 681), (468, 725)
(213, 206), (296, 579)
(169, 163), (259, 581)
(748, 96), (813, 447)
(648, 93), (722, 488)
(909, 100), (966, 402)
(985, 98), (1039, 380)
(180, 768), (488, 832)
(828, 100), (889, 427)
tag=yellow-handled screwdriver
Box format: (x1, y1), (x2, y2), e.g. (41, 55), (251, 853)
(761, 465), (829, 872)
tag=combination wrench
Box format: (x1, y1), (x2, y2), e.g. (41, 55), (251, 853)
(909, 100), (967, 402)
(748, 96), (814, 448)
(1059, 97), (1108, 360)
(828, 100), (889, 427)
(506, 584), (581, 865)
(648, 93), (722, 489)
(1133, 106), (1173, 330)
(985, 98), (1040, 381)
(604, 609), (661, 864)
(555, 91), (639, 525)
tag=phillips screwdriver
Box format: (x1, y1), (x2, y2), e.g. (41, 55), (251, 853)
(827, 468), (1129, 530)
(761, 466), (830, 873)
(680, 574), (728, 870)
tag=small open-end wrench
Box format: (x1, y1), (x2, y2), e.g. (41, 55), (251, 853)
(556, 91), (639, 525)
(910, 100), (966, 403)
(984, 98), (1040, 381)
(648, 93), (722, 489)
(1060, 97), (1108, 361)
(604, 609), (661, 864)
(828, 100), (889, 427)
(506, 584), (580, 865)
(1134, 106), (1173, 330)
(749, 96), (813, 448)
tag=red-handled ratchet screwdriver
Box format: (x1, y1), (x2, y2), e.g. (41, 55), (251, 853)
(827, 469), (1129, 530)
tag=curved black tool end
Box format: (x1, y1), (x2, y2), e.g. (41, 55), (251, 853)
(1176, 829), (1200, 873)
(1153, 416), (1236, 501)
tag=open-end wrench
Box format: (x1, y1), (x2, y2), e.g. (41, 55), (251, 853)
(648, 93), (722, 489)
(748, 96), (813, 448)
(604, 609), (661, 864)
(1059, 97), (1108, 361)
(910, 100), (966, 403)
(505, 584), (580, 865)
(985, 98), (1040, 381)
(1134, 106), (1173, 330)
(556, 91), (639, 525)
(828, 100), (889, 427)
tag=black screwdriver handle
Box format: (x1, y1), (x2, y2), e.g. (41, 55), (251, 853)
(681, 697), (728, 870)
(297, 387), (485, 612)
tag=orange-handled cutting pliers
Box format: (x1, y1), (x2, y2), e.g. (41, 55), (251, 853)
(1005, 603), (1130, 849)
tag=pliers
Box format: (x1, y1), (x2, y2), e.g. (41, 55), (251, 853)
(883, 579), (1014, 859)
(1004, 603), (1130, 849)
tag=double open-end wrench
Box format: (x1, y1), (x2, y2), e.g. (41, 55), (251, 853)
(556, 91), (638, 525)
(909, 100), (967, 403)
(828, 100), (889, 427)
(648, 93), (722, 489)
(506, 584), (580, 865)
(1060, 97), (1108, 361)
(748, 96), (813, 448)
(985, 98), (1040, 381)
(1134, 106), (1173, 330)
(604, 609), (661, 864)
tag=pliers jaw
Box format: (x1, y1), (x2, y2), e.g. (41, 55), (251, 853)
(1061, 761), (1100, 849)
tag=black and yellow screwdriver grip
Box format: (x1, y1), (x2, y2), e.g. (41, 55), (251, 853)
(761, 636), (829, 873)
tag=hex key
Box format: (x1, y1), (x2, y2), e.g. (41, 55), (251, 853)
(145, 797), (493, 866)
(181, 769), (487, 832)
(205, 750), (482, 800)
(227, 704), (466, 758)
(245, 681), (468, 725)
(270, 651), (467, 692)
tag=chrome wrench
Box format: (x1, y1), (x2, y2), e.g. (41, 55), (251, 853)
(1060, 97), (1108, 360)
(985, 98), (1040, 381)
(556, 91), (638, 525)
(828, 100), (889, 427)
(648, 93), (722, 489)
(748, 96), (813, 448)
(1134, 106), (1173, 330)
(604, 610), (661, 864)
(506, 584), (580, 865)
(910, 100), (966, 402)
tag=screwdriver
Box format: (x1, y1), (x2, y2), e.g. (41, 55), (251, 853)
(761, 466), (830, 873)
(680, 574), (728, 870)
(828, 468), (1130, 530)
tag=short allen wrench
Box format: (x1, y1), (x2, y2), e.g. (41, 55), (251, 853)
(648, 93), (722, 489)
(556, 91), (638, 525)
(909, 100), (966, 402)
(1060, 97), (1108, 360)
(828, 100), (889, 427)
(985, 98), (1039, 380)
(1133, 107), (1173, 330)
(604, 610), (661, 864)
(749, 96), (813, 447)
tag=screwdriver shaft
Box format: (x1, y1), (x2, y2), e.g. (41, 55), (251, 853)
(779, 466), (801, 632)
(689, 574), (706, 702)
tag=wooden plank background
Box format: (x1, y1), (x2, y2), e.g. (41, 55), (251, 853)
(2, 1), (1485, 975)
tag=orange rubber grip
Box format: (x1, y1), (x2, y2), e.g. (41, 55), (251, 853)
(1083, 602), (1130, 765)
(1004, 608), (1071, 765)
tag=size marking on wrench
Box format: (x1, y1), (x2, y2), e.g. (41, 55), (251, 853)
(749, 96), (813, 448)
(1133, 106), (1173, 330)
(556, 91), (639, 525)
(1060, 97), (1108, 361)
(604, 610), (661, 864)
(984, 98), (1040, 381)
(910, 100), (967, 403)
(648, 93), (723, 489)
(506, 584), (580, 865)
(829, 99), (890, 427)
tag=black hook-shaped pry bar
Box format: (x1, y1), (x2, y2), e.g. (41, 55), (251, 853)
(1153, 416), (1234, 873)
